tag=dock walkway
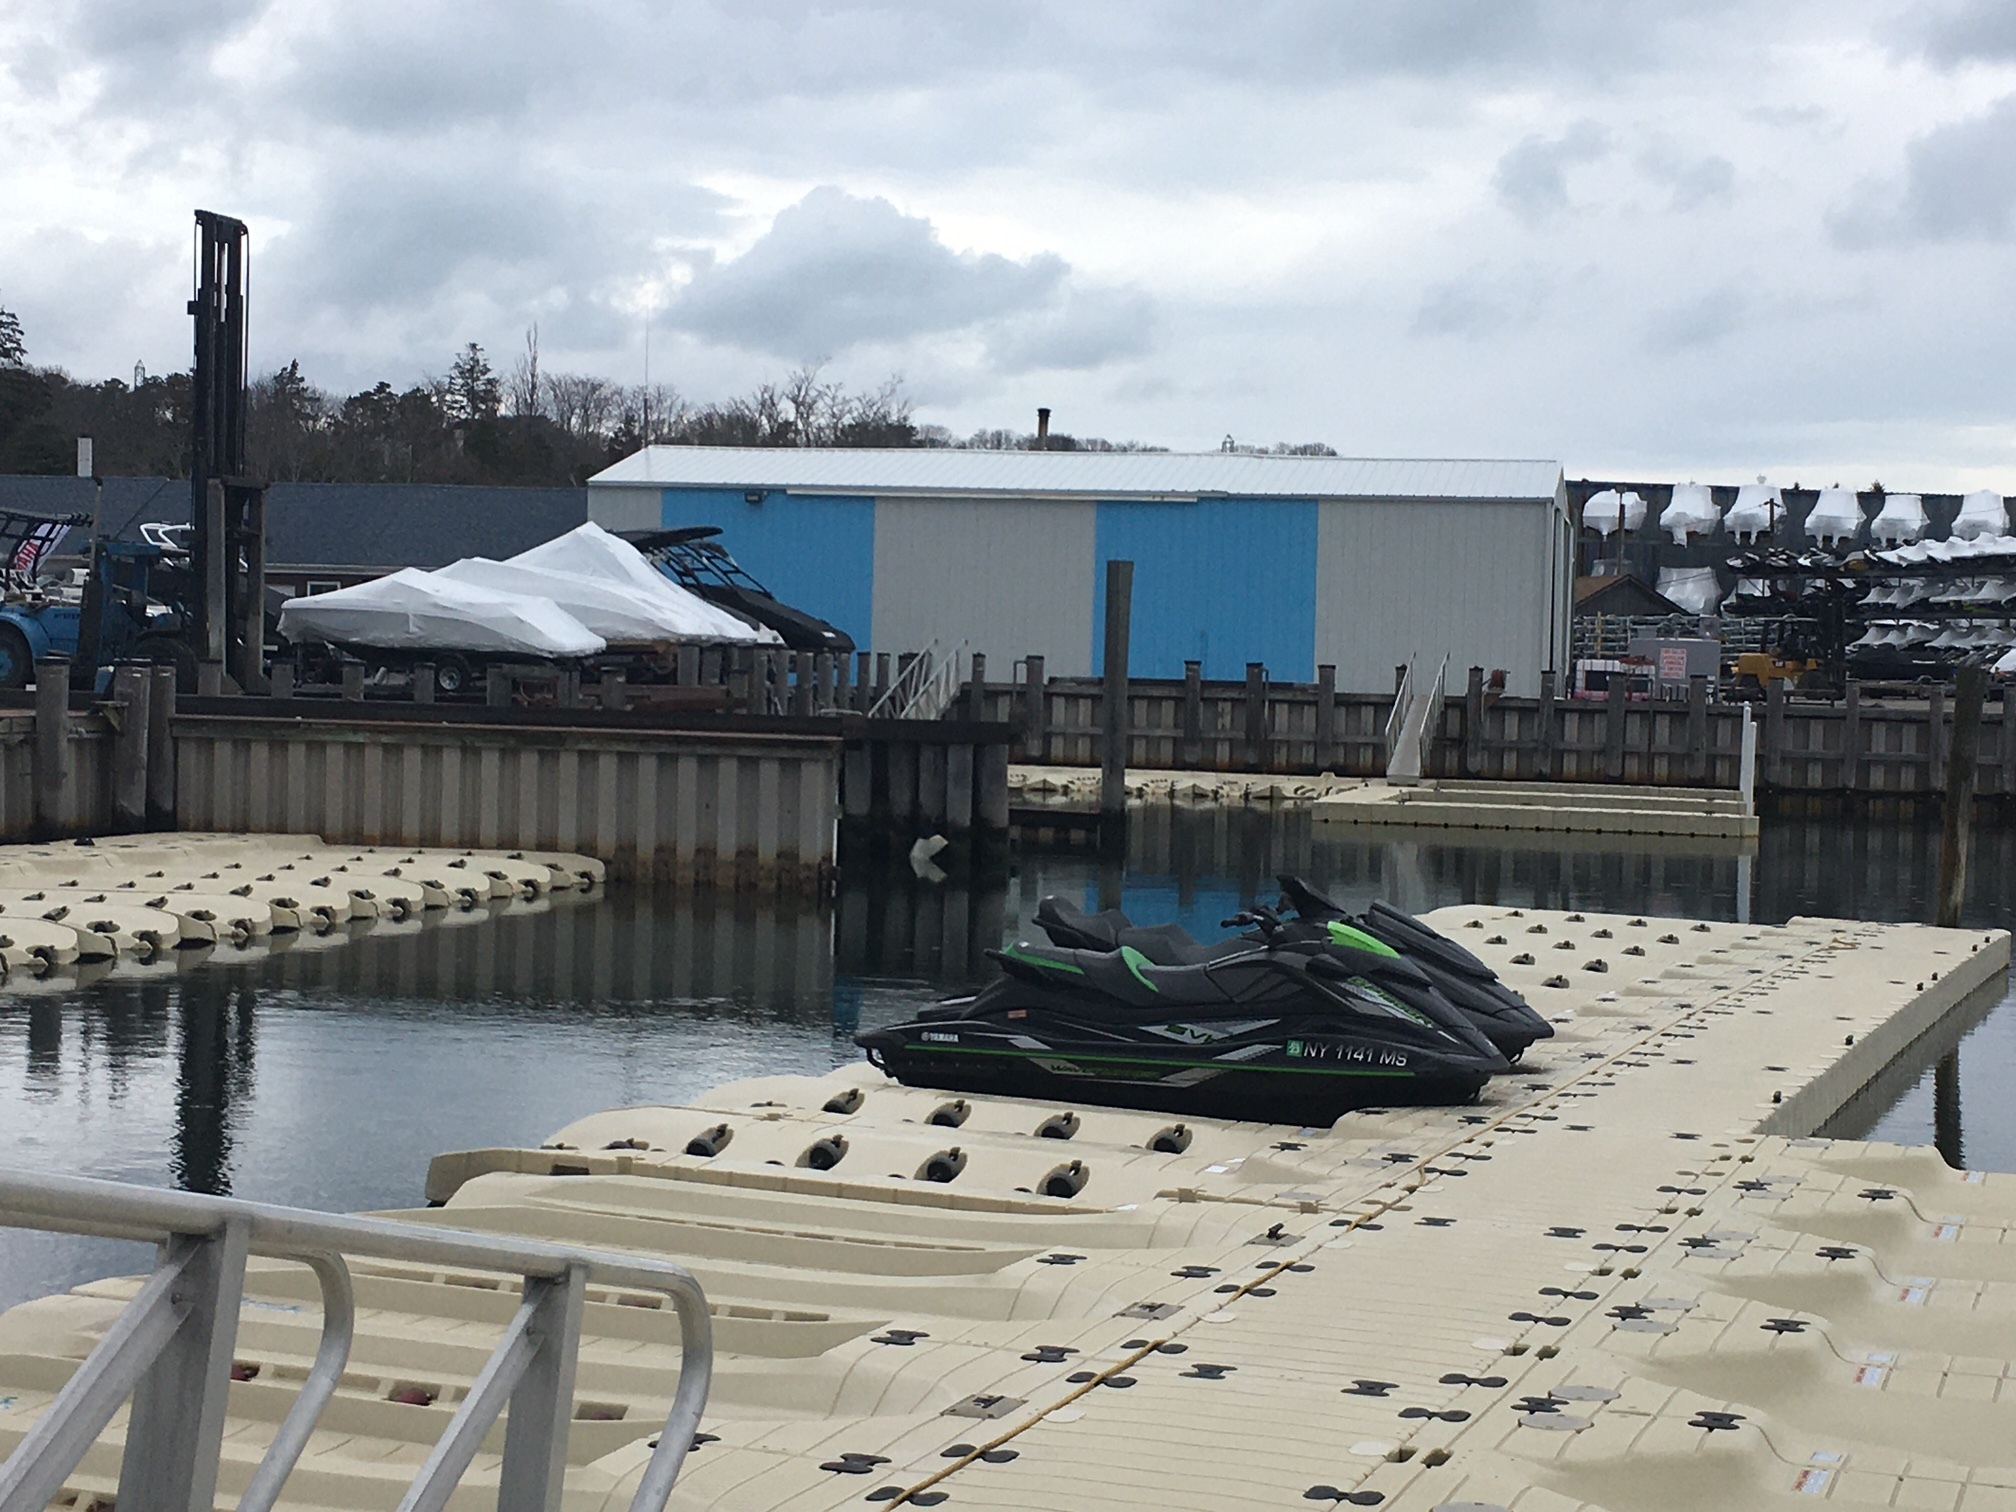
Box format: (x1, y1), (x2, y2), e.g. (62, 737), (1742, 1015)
(0, 910), (2009, 1508)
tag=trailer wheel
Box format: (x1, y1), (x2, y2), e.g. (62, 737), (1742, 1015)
(435, 653), (473, 697)
(0, 626), (31, 690)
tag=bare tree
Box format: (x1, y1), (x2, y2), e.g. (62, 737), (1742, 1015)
(541, 372), (618, 440)
(505, 325), (541, 418)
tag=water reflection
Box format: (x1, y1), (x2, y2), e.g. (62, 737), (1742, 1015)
(0, 808), (2011, 1309)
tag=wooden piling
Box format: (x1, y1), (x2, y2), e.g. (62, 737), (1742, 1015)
(966, 652), (986, 722)
(110, 662), (150, 831)
(945, 743), (974, 833)
(147, 663), (176, 827)
(977, 742), (1010, 833)
(1463, 665), (1485, 777)
(677, 643), (700, 687)
(1182, 660), (1203, 768)
(1686, 674), (1709, 783)
(1536, 670), (1558, 781)
(1244, 663), (1268, 771)
(873, 652), (891, 710)
(1022, 655), (1047, 761)
(918, 743), (947, 827)
(34, 658), (68, 839)
(1935, 666), (1987, 929)
(1100, 560), (1134, 825)
(792, 651), (815, 716)
(270, 660), (295, 700)
(1841, 680), (1861, 794)
(887, 740), (918, 825)
(1314, 663), (1336, 773)
(1603, 674), (1627, 781)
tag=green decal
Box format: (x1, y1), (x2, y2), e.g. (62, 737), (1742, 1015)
(1121, 945), (1159, 992)
(1286, 1039), (1305, 1058)
(1003, 943), (1085, 974)
(1326, 921), (1401, 958)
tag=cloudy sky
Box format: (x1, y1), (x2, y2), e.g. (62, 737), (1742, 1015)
(5, 1), (2016, 484)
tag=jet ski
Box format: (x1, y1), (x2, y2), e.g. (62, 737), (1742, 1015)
(1275, 877), (1554, 1061)
(1032, 879), (1553, 1063)
(857, 917), (1511, 1125)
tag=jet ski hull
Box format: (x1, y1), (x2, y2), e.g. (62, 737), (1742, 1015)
(860, 1019), (1493, 1124)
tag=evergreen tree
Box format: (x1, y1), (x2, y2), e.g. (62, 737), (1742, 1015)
(444, 342), (502, 423)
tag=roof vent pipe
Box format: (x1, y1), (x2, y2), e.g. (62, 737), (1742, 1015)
(1035, 407), (1050, 450)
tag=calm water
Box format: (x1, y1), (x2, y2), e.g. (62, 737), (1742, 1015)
(2, 809), (2012, 1307)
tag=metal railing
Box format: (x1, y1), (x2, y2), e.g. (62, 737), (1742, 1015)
(1419, 653), (1450, 778)
(1383, 659), (1415, 764)
(867, 640), (969, 721)
(0, 1169), (712, 1512)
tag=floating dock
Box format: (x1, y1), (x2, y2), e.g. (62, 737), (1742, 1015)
(0, 908), (2008, 1509)
(1308, 779), (1760, 839)
(0, 831), (601, 978)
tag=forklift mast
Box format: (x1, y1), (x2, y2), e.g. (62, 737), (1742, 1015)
(189, 210), (267, 693)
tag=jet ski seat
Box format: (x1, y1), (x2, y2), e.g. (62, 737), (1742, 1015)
(1034, 896), (1245, 966)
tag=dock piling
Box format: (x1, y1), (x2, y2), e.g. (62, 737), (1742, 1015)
(1935, 665), (1987, 929)
(1686, 674), (1709, 783)
(1022, 655), (1047, 760)
(1463, 665), (1485, 777)
(1099, 559), (1133, 833)
(147, 664), (176, 826)
(1315, 663), (1336, 773)
(1243, 662), (1268, 771)
(1603, 674), (1627, 781)
(34, 657), (68, 839)
(110, 662), (150, 831)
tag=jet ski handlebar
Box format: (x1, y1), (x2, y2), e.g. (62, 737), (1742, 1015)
(1220, 904), (1288, 941)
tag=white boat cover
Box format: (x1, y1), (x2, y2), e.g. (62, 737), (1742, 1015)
(508, 523), (781, 644)
(1583, 489), (1645, 536)
(1660, 483), (1718, 544)
(435, 557), (719, 645)
(1956, 489), (2010, 540)
(1871, 493), (1927, 545)
(1657, 565), (1722, 615)
(277, 569), (607, 657)
(1806, 488), (1863, 544)
(1998, 645), (2016, 675)
(1723, 484), (1780, 541)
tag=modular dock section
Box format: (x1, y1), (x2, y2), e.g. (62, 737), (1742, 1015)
(0, 907), (2010, 1508)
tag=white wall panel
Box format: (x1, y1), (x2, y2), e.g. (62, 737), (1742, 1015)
(872, 496), (1098, 674)
(1316, 499), (1563, 695)
(586, 485), (661, 533)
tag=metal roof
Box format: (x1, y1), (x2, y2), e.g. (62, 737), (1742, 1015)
(588, 447), (1563, 502)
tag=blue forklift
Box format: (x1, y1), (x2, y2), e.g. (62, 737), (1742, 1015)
(0, 509), (198, 691)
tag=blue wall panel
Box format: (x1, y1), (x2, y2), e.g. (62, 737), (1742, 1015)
(662, 487), (876, 648)
(1092, 497), (1318, 680)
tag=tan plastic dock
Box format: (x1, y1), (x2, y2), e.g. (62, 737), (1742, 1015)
(0, 907), (2009, 1509)
(1309, 779), (1760, 839)
(0, 832), (603, 977)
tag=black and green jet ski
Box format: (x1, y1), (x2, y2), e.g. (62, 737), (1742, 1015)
(1030, 878), (1553, 1062)
(856, 923), (1511, 1125)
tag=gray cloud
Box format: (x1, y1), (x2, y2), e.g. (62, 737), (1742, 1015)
(668, 189), (1074, 360)
(1412, 268), (1551, 340)
(1903, 0), (2016, 66)
(1643, 284), (1749, 350)
(985, 287), (1157, 373)
(1639, 146), (1735, 210)
(1493, 121), (1610, 221)
(1829, 93), (2016, 245)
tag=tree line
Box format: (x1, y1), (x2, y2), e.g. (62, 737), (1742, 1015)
(0, 304), (1336, 485)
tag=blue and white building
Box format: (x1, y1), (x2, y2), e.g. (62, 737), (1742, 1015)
(588, 448), (1571, 692)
